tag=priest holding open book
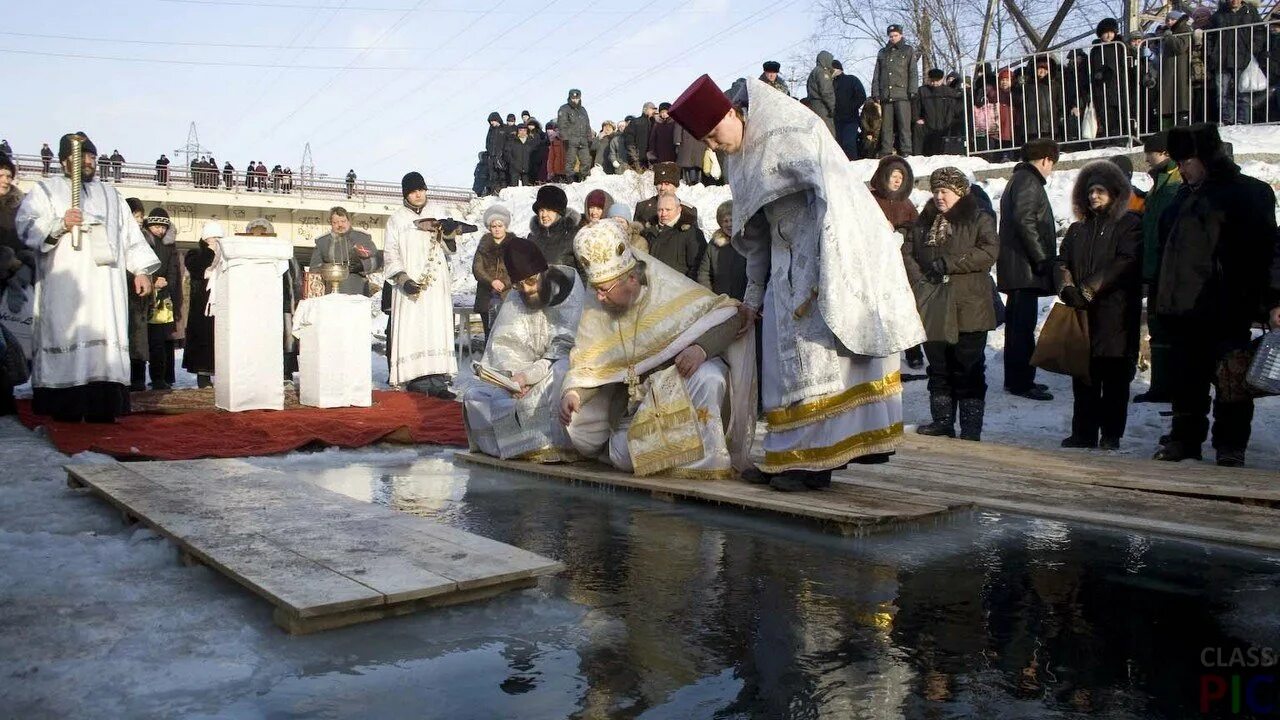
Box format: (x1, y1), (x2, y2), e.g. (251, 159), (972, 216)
(462, 235), (584, 462)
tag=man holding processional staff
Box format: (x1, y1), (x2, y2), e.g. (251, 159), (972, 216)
(16, 132), (159, 422)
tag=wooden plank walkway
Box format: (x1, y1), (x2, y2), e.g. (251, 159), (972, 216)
(453, 452), (968, 535)
(835, 435), (1280, 550)
(65, 459), (564, 634)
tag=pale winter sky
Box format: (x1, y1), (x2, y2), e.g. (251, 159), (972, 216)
(2, 0), (861, 189)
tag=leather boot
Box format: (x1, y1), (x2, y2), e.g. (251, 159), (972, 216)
(958, 398), (985, 441)
(916, 392), (955, 437)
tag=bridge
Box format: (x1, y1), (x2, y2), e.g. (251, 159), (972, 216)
(9, 154), (475, 256)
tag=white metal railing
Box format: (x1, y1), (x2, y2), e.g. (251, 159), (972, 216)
(4, 153), (474, 204)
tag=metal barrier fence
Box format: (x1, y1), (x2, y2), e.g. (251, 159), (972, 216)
(1134, 18), (1280, 136)
(5, 153), (475, 204)
(949, 19), (1280, 158)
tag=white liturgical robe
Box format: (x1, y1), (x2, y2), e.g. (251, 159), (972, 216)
(383, 205), (457, 386)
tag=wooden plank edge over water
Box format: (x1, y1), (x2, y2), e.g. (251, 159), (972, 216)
(453, 451), (969, 535)
(65, 461), (565, 634)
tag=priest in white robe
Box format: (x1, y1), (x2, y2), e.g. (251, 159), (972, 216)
(670, 75), (926, 491)
(16, 132), (159, 422)
(560, 219), (756, 479)
(384, 171), (458, 399)
(464, 235), (583, 461)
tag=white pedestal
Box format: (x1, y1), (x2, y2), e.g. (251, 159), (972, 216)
(292, 294), (373, 408)
(213, 237), (292, 412)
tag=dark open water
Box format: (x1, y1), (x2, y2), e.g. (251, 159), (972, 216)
(238, 450), (1280, 720)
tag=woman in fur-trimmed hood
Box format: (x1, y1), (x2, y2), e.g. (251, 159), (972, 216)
(1055, 159), (1143, 450)
(869, 155), (918, 232)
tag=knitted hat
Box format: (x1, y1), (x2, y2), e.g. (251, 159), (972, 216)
(521, 110), (530, 117)
(502, 235), (548, 283)
(929, 167), (970, 197)
(575, 218), (636, 286)
(125, 197), (145, 216)
(927, 68), (945, 80)
(586, 189), (609, 209)
(1143, 132), (1168, 153)
(607, 202), (633, 220)
(532, 185), (568, 216)
(659, 102), (672, 111)
(482, 204), (512, 229)
(0, 153), (12, 176)
(143, 207), (171, 228)
(1108, 154), (1134, 178)
(57, 132), (97, 161)
(652, 162), (680, 187)
(762, 61), (781, 73)
(200, 221), (225, 240)
(1096, 17), (1120, 37)
(506, 113), (516, 122)
(1167, 123), (1223, 162)
(401, 171), (427, 197)
(831, 60), (844, 71)
(1022, 138), (1061, 163)
(669, 74), (733, 140)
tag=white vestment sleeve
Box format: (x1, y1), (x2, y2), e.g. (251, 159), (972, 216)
(16, 184), (62, 252)
(119, 195), (159, 276)
(383, 219), (405, 280)
(736, 210), (771, 311)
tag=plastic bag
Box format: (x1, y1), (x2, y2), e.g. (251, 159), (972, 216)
(1081, 103), (1099, 140)
(1238, 59), (1268, 94)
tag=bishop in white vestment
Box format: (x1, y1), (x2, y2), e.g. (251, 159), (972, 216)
(16, 132), (158, 422)
(383, 171), (458, 399)
(670, 75), (926, 491)
(560, 219), (756, 479)
(464, 236), (583, 461)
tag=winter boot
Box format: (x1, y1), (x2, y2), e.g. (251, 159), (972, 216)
(1153, 440), (1202, 462)
(800, 469), (832, 489)
(916, 392), (956, 437)
(1061, 435), (1098, 449)
(1216, 447), (1246, 468)
(1098, 436), (1121, 451)
(769, 473), (810, 492)
(741, 468), (773, 485)
(957, 398), (985, 442)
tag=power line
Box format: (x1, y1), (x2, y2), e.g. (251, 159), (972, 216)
(156, 0), (715, 12)
(0, 30), (422, 50)
(0, 47), (423, 70)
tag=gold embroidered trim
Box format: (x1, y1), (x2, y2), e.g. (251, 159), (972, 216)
(519, 447), (581, 464)
(765, 372), (903, 432)
(759, 422), (905, 474)
(570, 288), (735, 375)
(668, 467), (736, 481)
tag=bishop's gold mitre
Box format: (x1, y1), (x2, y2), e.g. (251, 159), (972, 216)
(574, 218), (637, 286)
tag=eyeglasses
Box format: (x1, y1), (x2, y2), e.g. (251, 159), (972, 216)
(595, 277), (624, 296)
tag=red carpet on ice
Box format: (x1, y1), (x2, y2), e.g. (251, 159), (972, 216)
(16, 390), (467, 460)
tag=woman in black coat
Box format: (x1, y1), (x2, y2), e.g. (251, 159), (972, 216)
(1056, 160), (1143, 450)
(903, 168), (1001, 441)
(182, 227), (219, 388)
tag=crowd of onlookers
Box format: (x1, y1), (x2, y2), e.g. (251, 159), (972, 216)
(476, 3), (1280, 195)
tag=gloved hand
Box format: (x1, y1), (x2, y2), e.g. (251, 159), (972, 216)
(1059, 285), (1089, 309)
(401, 278), (421, 296)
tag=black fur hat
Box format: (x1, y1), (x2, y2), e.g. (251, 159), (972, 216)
(1167, 123), (1223, 162)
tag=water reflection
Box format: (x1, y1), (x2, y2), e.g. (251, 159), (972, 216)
(249, 451), (1280, 720)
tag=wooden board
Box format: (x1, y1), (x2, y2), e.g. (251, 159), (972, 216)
(65, 459), (564, 634)
(835, 442), (1280, 550)
(453, 452), (967, 535)
(896, 435), (1280, 504)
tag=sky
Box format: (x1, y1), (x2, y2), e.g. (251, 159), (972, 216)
(3, 0), (836, 189)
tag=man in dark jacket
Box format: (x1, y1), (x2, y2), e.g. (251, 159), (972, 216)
(223, 161), (235, 190)
(915, 69), (961, 156)
(1209, 0), (1265, 125)
(634, 162), (698, 229)
(997, 138), (1060, 401)
(642, 194), (706, 279)
(760, 60), (791, 95)
(528, 185), (580, 269)
(1090, 18), (1131, 143)
(1056, 161), (1144, 450)
(804, 51), (838, 137)
(505, 125), (535, 186)
(832, 60), (868, 159)
(1016, 56), (1061, 144)
(40, 143), (53, 175)
(872, 24), (920, 156)
(484, 112), (507, 194)
(647, 103), (678, 164)
(346, 169), (357, 197)
(1134, 132), (1181, 403)
(557, 89), (592, 182)
(1152, 124), (1277, 467)
(309, 207), (380, 296)
(625, 102), (656, 170)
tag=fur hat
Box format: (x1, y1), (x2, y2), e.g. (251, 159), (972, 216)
(401, 171), (427, 197)
(568, 88), (582, 100)
(143, 207), (171, 228)
(1022, 138), (1061, 163)
(57, 132), (97, 161)
(1167, 123), (1223, 162)
(1143, 132), (1168, 153)
(887, 23), (904, 34)
(929, 167), (970, 197)
(532, 185), (568, 216)
(482, 204), (512, 229)
(927, 68), (945, 81)
(669, 74), (732, 139)
(501, 235), (548, 283)
(574, 218), (636, 286)
(652, 162), (680, 187)
(1096, 17), (1120, 37)
(1072, 160), (1132, 219)
(762, 61), (781, 73)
